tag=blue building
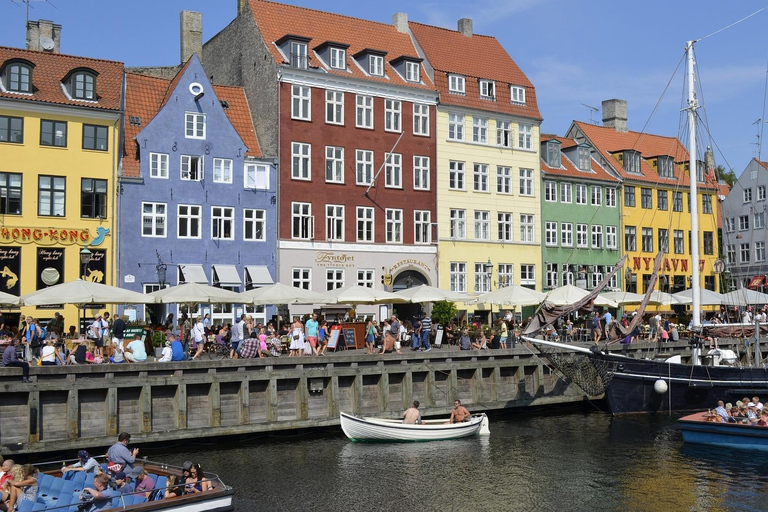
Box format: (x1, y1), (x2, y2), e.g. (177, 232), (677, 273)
(118, 55), (276, 325)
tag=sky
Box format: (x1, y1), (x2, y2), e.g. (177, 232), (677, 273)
(2, 0), (768, 174)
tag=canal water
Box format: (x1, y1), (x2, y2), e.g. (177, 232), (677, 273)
(147, 410), (768, 511)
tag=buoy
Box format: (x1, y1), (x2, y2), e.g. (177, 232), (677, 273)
(654, 379), (668, 394)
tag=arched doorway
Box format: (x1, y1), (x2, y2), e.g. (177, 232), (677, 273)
(392, 270), (428, 323)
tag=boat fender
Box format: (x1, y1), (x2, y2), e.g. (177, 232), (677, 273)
(479, 414), (490, 436)
(654, 379), (668, 394)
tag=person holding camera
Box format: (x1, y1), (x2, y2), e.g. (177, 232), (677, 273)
(80, 473), (119, 511)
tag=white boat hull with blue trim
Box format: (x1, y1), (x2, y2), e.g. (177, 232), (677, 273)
(340, 411), (489, 442)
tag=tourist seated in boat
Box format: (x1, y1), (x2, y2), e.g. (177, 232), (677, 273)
(6, 464), (38, 511)
(0, 458), (13, 511)
(164, 475), (184, 499)
(402, 401), (422, 424)
(127, 466), (155, 498)
(753, 396), (763, 411)
(757, 411), (768, 426)
(448, 400), (471, 424)
(81, 473), (119, 511)
(746, 402), (759, 423)
(63, 450), (101, 474)
(184, 463), (210, 494)
(111, 471), (133, 495)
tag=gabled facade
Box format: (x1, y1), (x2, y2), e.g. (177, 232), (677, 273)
(539, 135), (622, 291)
(721, 158), (768, 292)
(0, 24), (123, 326)
(205, 0), (439, 318)
(118, 54), (276, 325)
(408, 18), (543, 306)
(567, 100), (720, 294)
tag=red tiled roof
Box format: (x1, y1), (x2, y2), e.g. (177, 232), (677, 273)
(122, 72), (261, 179)
(0, 46), (122, 111)
(540, 134), (619, 183)
(247, 0), (434, 90)
(573, 121), (716, 190)
(409, 22), (541, 120)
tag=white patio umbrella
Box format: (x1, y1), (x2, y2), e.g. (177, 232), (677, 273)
(599, 291), (645, 305)
(149, 282), (244, 304)
(325, 285), (408, 305)
(394, 284), (473, 304)
(672, 288), (726, 306)
(21, 279), (153, 306)
(0, 290), (20, 306)
(237, 283), (337, 306)
(476, 285), (546, 307)
(543, 285), (618, 308)
(647, 290), (691, 306)
(722, 288), (768, 306)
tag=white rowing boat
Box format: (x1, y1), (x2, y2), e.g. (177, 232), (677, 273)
(340, 411), (490, 442)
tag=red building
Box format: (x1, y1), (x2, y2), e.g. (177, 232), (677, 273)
(205, 1), (439, 316)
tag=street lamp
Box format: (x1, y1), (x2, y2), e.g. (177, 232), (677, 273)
(156, 251), (167, 288)
(79, 245), (92, 279)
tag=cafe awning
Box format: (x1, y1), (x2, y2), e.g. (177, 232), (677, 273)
(212, 264), (242, 286)
(178, 264), (208, 284)
(245, 265), (274, 288)
(748, 275), (766, 290)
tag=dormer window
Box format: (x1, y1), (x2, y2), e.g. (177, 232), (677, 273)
(5, 61), (32, 93)
(510, 85), (525, 104)
(448, 74), (465, 94)
(369, 55), (384, 76)
(696, 160), (706, 183)
(329, 47), (346, 70)
(657, 156), (674, 178)
(578, 146), (591, 171)
(624, 150), (641, 174)
(405, 61), (420, 82)
(479, 80), (495, 100)
(290, 41), (308, 69)
(72, 71), (96, 100)
(546, 141), (561, 168)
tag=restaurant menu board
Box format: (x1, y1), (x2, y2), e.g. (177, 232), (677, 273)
(342, 328), (356, 348)
(0, 246), (21, 296)
(327, 326), (342, 349)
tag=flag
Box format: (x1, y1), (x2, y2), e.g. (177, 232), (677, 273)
(705, 167), (716, 182)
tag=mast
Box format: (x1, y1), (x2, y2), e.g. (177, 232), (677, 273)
(686, 41), (701, 328)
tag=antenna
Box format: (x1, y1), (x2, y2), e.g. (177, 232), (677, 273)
(752, 118), (762, 158)
(581, 103), (599, 125)
(10, 0), (56, 28)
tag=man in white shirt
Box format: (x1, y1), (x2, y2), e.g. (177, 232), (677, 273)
(230, 314), (245, 359)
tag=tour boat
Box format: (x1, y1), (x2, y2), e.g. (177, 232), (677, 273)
(679, 411), (768, 451)
(340, 411), (490, 442)
(17, 458), (233, 512)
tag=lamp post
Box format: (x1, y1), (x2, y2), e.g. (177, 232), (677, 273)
(625, 267), (633, 293)
(79, 245), (92, 279)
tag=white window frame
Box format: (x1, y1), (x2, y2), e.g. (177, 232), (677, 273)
(497, 166), (511, 194)
(546, 263), (559, 289)
(450, 209), (466, 239)
(474, 263), (491, 293)
(385, 99), (402, 133)
(385, 208), (403, 244)
(449, 161), (465, 190)
(413, 156), (430, 190)
(479, 80), (495, 99)
(325, 146), (344, 184)
(576, 224), (588, 248)
(325, 204), (345, 241)
(575, 184), (587, 204)
(545, 222), (558, 247)
(290, 42), (308, 69)
(450, 262), (467, 292)
(244, 163), (269, 189)
(561, 223), (573, 247)
(185, 112), (206, 139)
(405, 61), (420, 82)
(243, 208), (266, 242)
(498, 264), (514, 287)
(177, 204), (202, 240)
(211, 206), (235, 241)
(291, 142), (311, 181)
(448, 113), (465, 141)
(520, 214), (534, 243)
(560, 182), (572, 204)
(472, 117), (488, 144)
(605, 188), (616, 207)
(591, 225), (603, 249)
(760, 185), (767, 201)
(518, 123), (532, 149)
(356, 149), (374, 185)
(448, 74), (465, 94)
(414, 210), (431, 244)
(510, 86), (526, 104)
(413, 104), (429, 136)
(356, 95), (373, 129)
(369, 55), (384, 76)
(544, 181), (557, 202)
(744, 188), (753, 203)
(292, 268), (311, 290)
(142, 202), (166, 238)
(325, 90), (344, 125)
(473, 163), (489, 192)
(291, 85), (311, 121)
(757, 241), (766, 262)
(496, 120), (512, 147)
(213, 158), (233, 184)
(606, 225), (617, 249)
(519, 168), (533, 196)
(357, 269), (375, 288)
(329, 47), (346, 70)
(474, 210), (490, 240)
(520, 264), (535, 286)
(356, 206), (374, 242)
(149, 152), (168, 179)
(326, 269), (345, 291)
(180, 155), (204, 181)
(292, 202), (313, 240)
(498, 213), (512, 242)
(591, 185), (602, 206)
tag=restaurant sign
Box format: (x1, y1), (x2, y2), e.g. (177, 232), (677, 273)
(315, 251), (356, 267)
(631, 257), (705, 273)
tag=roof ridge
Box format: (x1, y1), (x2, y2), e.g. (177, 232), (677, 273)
(574, 120), (681, 142)
(250, 0), (402, 31)
(0, 45), (124, 65)
(407, 20), (497, 40)
(126, 71), (171, 83)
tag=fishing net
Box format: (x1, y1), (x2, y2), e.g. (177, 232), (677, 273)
(541, 350), (613, 397)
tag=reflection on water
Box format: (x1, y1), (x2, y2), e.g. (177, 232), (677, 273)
(145, 411), (768, 511)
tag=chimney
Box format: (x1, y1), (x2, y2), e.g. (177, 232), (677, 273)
(393, 12), (409, 33)
(26, 19), (61, 53)
(458, 18), (473, 37)
(180, 10), (203, 65)
(602, 99), (628, 133)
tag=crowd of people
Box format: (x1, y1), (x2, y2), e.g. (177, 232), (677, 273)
(709, 396), (768, 425)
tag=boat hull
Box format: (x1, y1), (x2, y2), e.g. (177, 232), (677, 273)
(679, 412), (768, 451)
(591, 351), (768, 414)
(340, 412), (488, 442)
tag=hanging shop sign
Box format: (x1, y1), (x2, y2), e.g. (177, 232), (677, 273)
(0, 246), (21, 296)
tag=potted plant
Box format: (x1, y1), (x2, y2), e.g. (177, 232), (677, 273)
(153, 330), (165, 359)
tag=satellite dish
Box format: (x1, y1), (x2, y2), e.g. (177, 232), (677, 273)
(39, 36), (55, 51)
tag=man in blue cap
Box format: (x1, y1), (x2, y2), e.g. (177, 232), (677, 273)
(63, 450), (101, 474)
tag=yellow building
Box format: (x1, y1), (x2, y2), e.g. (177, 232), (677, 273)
(568, 102), (720, 296)
(0, 29), (123, 329)
(409, 20), (543, 316)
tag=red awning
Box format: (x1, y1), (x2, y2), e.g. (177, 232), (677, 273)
(748, 276), (765, 290)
